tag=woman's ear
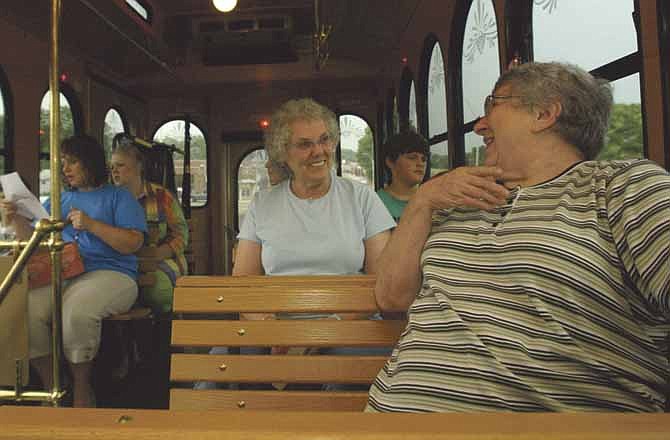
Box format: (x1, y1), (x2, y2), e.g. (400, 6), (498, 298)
(532, 101), (562, 133)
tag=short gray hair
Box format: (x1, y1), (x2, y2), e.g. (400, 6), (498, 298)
(495, 62), (613, 159)
(112, 141), (144, 177)
(264, 98), (340, 181)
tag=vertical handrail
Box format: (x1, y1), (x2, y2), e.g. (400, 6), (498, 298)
(48, 0), (64, 407)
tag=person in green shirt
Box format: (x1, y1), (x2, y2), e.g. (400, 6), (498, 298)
(377, 130), (429, 222)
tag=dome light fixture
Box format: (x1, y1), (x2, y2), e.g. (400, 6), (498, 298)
(213, 0), (238, 13)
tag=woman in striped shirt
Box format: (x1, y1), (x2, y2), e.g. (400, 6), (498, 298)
(368, 61), (669, 413)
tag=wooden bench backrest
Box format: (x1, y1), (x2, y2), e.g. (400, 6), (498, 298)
(170, 274), (403, 411)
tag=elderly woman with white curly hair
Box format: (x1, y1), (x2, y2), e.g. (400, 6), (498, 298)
(234, 98), (394, 284)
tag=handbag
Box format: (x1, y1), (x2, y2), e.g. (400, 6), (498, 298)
(27, 241), (85, 289)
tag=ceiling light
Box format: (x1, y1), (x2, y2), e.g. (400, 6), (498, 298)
(213, 0), (238, 13)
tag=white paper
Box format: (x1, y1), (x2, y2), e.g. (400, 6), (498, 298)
(0, 172), (49, 221)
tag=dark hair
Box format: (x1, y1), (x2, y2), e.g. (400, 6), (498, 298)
(61, 134), (108, 187)
(381, 130), (430, 161)
(381, 130), (429, 184)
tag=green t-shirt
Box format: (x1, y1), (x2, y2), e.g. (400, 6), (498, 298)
(376, 188), (407, 223)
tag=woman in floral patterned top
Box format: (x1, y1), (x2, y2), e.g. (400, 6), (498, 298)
(111, 143), (189, 314)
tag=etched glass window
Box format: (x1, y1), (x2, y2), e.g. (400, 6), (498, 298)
(409, 81), (418, 131)
(125, 0), (152, 23)
(427, 41), (448, 175)
(463, 0), (499, 165)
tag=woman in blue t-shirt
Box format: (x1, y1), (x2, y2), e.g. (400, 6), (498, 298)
(1, 135), (147, 407)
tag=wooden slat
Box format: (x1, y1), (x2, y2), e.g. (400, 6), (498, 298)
(1, 407), (669, 440)
(176, 274), (376, 288)
(171, 320), (405, 347)
(170, 354), (388, 383)
(173, 286), (380, 313)
(169, 389), (370, 411)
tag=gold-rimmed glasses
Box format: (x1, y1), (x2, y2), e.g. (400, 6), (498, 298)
(290, 133), (334, 151)
(484, 94), (524, 116)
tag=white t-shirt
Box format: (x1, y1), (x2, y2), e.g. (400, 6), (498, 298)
(238, 172), (395, 275)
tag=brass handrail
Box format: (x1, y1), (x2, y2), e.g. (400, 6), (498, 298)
(0, 0), (66, 406)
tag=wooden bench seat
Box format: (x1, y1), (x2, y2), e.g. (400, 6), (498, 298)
(2, 406), (669, 440)
(170, 274), (404, 412)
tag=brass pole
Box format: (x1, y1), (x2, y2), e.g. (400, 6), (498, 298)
(48, 0), (64, 407)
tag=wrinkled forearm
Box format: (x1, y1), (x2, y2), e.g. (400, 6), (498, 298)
(374, 197), (433, 312)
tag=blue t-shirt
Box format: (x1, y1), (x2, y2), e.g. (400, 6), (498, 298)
(239, 172), (395, 275)
(44, 184), (147, 279)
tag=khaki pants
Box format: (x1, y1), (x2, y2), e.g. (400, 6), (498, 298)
(28, 270), (137, 364)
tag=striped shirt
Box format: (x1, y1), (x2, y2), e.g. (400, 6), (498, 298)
(367, 160), (670, 412)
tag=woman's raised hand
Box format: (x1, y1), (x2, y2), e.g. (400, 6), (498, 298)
(0, 199), (19, 225)
(67, 208), (94, 231)
(414, 166), (510, 212)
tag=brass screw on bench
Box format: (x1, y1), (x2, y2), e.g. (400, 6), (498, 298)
(217, 296), (224, 303)
(117, 415), (133, 424)
(237, 328), (246, 336)
(237, 400), (246, 408)
(219, 363), (227, 371)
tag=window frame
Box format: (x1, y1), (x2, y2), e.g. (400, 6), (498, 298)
(526, 0), (647, 159)
(38, 82), (84, 164)
(337, 112), (376, 189)
(420, 34), (451, 169)
(124, 0), (153, 24)
(152, 117), (210, 209)
(385, 87), (397, 140)
(234, 144), (267, 233)
(398, 67), (415, 131)
(102, 106), (129, 154)
(0, 65), (14, 173)
(451, 0), (501, 167)
(658, 0), (670, 167)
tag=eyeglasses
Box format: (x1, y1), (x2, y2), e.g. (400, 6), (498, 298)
(291, 133), (333, 151)
(484, 94), (524, 116)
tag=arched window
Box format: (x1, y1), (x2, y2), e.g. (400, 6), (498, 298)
(533, 0), (643, 160)
(426, 39), (449, 176)
(462, 0), (499, 165)
(125, 0), (153, 24)
(153, 120), (208, 208)
(409, 81), (418, 130)
(399, 67), (417, 131)
(39, 87), (82, 201)
(0, 67), (11, 174)
(237, 148), (270, 228)
(392, 94), (400, 135)
(102, 108), (127, 159)
(339, 114), (374, 189)
(385, 88), (399, 137)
